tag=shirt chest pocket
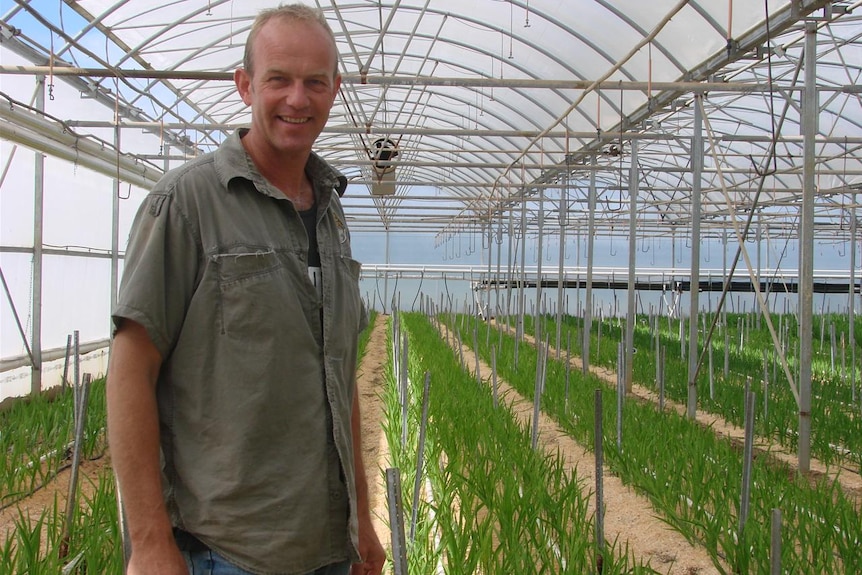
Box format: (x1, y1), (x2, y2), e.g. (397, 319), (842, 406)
(212, 248), (308, 337)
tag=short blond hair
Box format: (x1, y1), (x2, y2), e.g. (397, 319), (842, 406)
(242, 4), (339, 76)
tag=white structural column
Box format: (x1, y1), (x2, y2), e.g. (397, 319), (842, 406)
(384, 229), (391, 313)
(517, 199), (527, 341)
(850, 190), (858, 413)
(486, 223), (493, 319)
(584, 155), (597, 374)
(110, 126), (123, 335)
(507, 211), (515, 316)
(687, 95), (703, 418)
(495, 216), (503, 317)
(798, 21), (817, 473)
(30, 77), (45, 396)
(556, 182), (567, 356)
(536, 188), (545, 326)
(625, 140), (638, 393)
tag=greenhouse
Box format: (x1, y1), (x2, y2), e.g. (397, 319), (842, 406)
(1, 0), (860, 573)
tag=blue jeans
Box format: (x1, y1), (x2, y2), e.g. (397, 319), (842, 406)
(182, 549), (351, 575)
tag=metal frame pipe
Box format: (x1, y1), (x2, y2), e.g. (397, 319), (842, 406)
(797, 21), (816, 473)
(687, 95), (703, 418)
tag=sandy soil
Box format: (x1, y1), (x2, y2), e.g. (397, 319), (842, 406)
(0, 455), (111, 549)
(357, 313), (395, 555)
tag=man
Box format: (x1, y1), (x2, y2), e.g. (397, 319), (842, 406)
(106, 4), (385, 575)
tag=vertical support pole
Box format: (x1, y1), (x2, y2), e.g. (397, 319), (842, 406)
(62, 334), (72, 389)
(617, 342), (624, 450)
(722, 228), (729, 368)
(30, 76), (46, 396)
(60, 373), (92, 559)
(585, 155), (597, 374)
(687, 94), (703, 418)
(517, 197), (527, 341)
(739, 387), (755, 547)
(507, 211), (515, 317)
(625, 139), (638, 393)
(756, 216), (763, 330)
(111, 126), (123, 335)
(594, 389), (605, 572)
(849, 189), (857, 407)
(495, 215), (503, 318)
(556, 182), (567, 359)
(386, 468), (409, 575)
(536, 187), (544, 332)
(384, 228), (391, 315)
(400, 331), (409, 449)
(485, 223), (493, 320)
(770, 508), (782, 575)
(798, 21), (817, 473)
(531, 342), (545, 450)
(409, 372), (431, 543)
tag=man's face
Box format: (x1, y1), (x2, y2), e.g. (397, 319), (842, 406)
(235, 17), (340, 158)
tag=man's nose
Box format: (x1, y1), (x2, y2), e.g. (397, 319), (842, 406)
(284, 83), (310, 107)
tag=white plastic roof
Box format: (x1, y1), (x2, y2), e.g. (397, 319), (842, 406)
(1, 0), (860, 238)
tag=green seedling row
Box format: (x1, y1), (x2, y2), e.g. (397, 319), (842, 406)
(1, 376), (122, 573)
(1, 381), (108, 509)
(524, 311), (861, 471)
(453, 312), (861, 575)
(382, 312), (660, 574)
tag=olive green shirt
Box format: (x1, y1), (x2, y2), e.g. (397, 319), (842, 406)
(113, 130), (366, 574)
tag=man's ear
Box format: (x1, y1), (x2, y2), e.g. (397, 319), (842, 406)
(327, 73), (342, 108)
(234, 68), (253, 106)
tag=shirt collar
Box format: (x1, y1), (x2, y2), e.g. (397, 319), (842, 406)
(214, 129), (347, 201)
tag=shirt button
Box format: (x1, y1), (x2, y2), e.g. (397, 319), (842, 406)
(330, 490), (343, 501)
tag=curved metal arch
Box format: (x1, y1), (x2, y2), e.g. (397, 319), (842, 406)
(159, 32), (584, 160)
(8, 0), (205, 146)
(590, 0), (691, 73)
(51, 0), (229, 152)
(329, 5), (639, 129)
(337, 30), (609, 133)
